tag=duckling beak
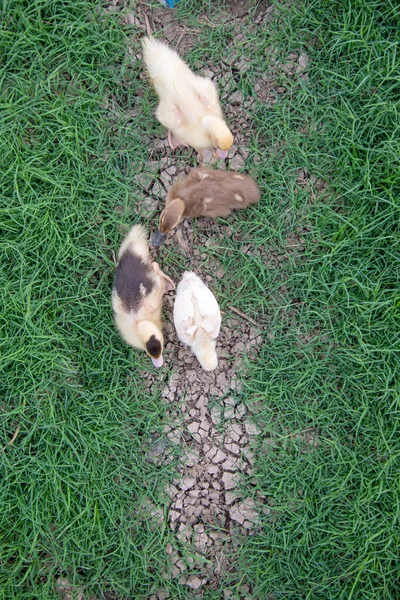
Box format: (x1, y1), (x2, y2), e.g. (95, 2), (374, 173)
(152, 230), (167, 247)
(151, 355), (164, 368)
(216, 148), (228, 159)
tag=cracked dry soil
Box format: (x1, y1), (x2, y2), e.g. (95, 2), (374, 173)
(103, 0), (316, 596)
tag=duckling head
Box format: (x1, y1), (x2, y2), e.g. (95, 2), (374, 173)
(137, 321), (164, 367)
(202, 115), (233, 159)
(194, 341), (218, 371)
(152, 198), (185, 247)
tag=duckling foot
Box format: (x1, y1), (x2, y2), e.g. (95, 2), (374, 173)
(152, 262), (175, 292)
(176, 228), (190, 254)
(168, 130), (188, 150)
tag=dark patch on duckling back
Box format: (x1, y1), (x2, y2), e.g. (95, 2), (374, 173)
(113, 250), (154, 312)
(146, 334), (162, 358)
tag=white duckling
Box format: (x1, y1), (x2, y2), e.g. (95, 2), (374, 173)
(173, 271), (221, 371)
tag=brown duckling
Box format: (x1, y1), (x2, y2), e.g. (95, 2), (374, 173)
(152, 168), (260, 248)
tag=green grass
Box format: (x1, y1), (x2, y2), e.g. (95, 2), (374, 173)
(1, 0), (399, 598)
(230, 1), (400, 598)
(0, 2), (176, 598)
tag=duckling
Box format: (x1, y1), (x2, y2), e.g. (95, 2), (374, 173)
(173, 271), (221, 371)
(112, 224), (175, 368)
(152, 168), (261, 248)
(142, 37), (233, 157)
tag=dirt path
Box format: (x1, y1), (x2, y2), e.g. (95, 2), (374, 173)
(105, 0), (310, 595)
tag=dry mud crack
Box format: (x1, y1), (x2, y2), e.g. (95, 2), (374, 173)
(142, 314), (267, 592)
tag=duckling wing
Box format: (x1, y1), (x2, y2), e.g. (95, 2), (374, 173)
(192, 76), (221, 114)
(190, 283), (221, 339)
(156, 97), (184, 131)
(173, 284), (197, 344)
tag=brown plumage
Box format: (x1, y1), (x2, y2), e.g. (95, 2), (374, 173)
(152, 168), (261, 248)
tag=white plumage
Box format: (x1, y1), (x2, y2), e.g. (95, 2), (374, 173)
(173, 271), (221, 371)
(142, 37), (233, 156)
